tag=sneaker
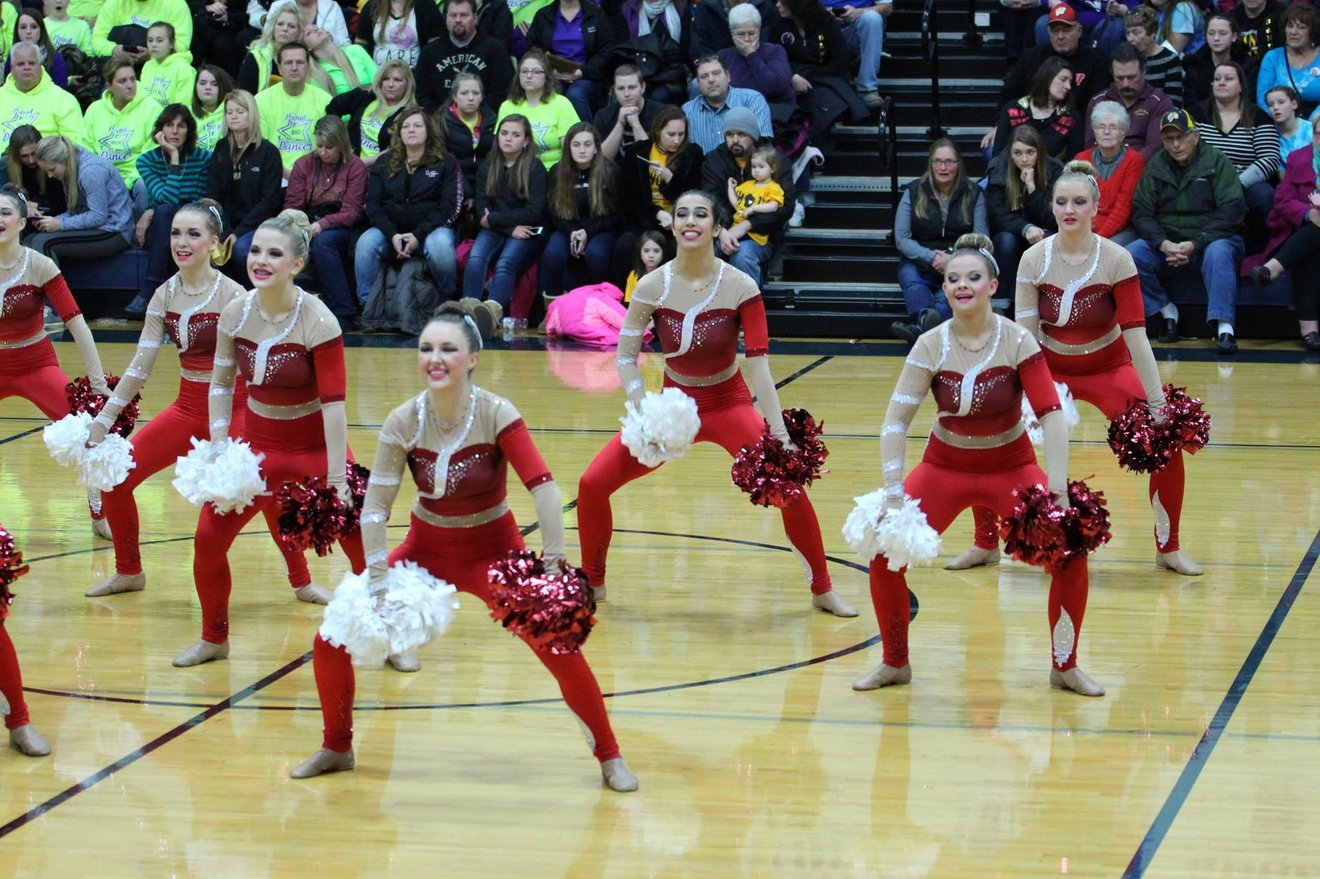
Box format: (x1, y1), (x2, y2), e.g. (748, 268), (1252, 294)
(918, 308), (942, 331)
(891, 321), (922, 345)
(1215, 332), (1238, 355)
(123, 295), (149, 318)
(43, 306), (63, 332)
(1304, 331), (1320, 353)
(858, 89), (885, 109)
(788, 202), (806, 228)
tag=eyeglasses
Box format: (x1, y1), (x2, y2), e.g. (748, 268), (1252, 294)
(521, 68), (546, 76)
(1094, 124), (1124, 132)
(931, 158), (957, 166)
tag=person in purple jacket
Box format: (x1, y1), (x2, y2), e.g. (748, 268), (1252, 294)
(716, 3), (794, 105)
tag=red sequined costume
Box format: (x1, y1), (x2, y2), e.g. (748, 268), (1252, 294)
(311, 389), (623, 762)
(192, 290), (364, 644)
(578, 262), (835, 597)
(967, 235), (1185, 555)
(871, 317), (1091, 672)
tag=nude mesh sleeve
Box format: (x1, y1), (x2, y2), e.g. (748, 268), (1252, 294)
(95, 289), (167, 433)
(66, 315), (109, 395)
(743, 354), (789, 441)
(880, 335), (935, 496)
(321, 401), (349, 494)
(361, 407), (414, 587)
(616, 283), (658, 408)
(1014, 249), (1043, 340)
(208, 315), (238, 442)
(530, 481), (566, 562)
(1121, 328), (1167, 411)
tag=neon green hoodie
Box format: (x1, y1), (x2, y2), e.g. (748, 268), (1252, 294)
(140, 52), (196, 108)
(318, 45), (377, 96)
(47, 17), (93, 54)
(90, 0), (193, 59)
(0, 69), (83, 152)
(81, 90), (165, 189)
(196, 104), (225, 152)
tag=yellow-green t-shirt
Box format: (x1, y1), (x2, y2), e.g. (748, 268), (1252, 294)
(256, 84), (332, 171)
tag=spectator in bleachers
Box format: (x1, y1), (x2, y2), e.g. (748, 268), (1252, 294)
(1003, 4), (1110, 113)
(25, 135), (133, 265)
(1190, 60), (1279, 251)
(612, 0), (691, 105)
(0, 43), (82, 153)
(890, 137), (987, 343)
(1, 125), (65, 216)
(1123, 5), (1184, 107)
(285, 114), (367, 324)
(1127, 108), (1245, 353)
(718, 4), (794, 108)
(990, 56), (1084, 161)
(1184, 14), (1251, 110)
(475, 0), (514, 49)
(255, 41), (332, 177)
(700, 106), (793, 286)
(91, 0), (193, 62)
(327, 59), (412, 166)
(139, 22), (196, 107)
(682, 55), (772, 153)
(1233, 0), (1283, 63)
(1083, 42), (1175, 159)
(192, 64), (235, 152)
(442, 71), (495, 207)
(987, 125), (1062, 285)
(355, 0), (442, 67)
(772, 0), (868, 142)
(130, 103), (213, 315)
(1147, 0), (1203, 56)
(282, 0), (351, 45)
(305, 24), (375, 94)
(238, 1), (303, 93)
(497, 49), (581, 168)
(1255, 4), (1320, 115)
(6, 10), (68, 90)
(594, 64), (661, 161)
(615, 103), (702, 275)
(810, 0), (888, 110)
(209, 88), (284, 278)
(1265, 84), (1310, 164)
(81, 53), (163, 198)
(189, 0), (246, 73)
(415, 0), (514, 112)
(44, 0), (93, 55)
(691, 0), (778, 60)
(355, 109), (462, 306)
(0, 6), (16, 62)
(1077, 100), (1145, 243)
(623, 228), (664, 301)
(526, 0), (617, 123)
(1034, 1), (1140, 60)
(1001, 1), (1045, 70)
(540, 120), (617, 300)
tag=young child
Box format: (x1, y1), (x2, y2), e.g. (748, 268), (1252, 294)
(624, 229), (665, 304)
(727, 145), (786, 247)
(139, 22), (195, 107)
(43, 0), (91, 54)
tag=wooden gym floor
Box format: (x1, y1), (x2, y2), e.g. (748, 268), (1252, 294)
(0, 334), (1317, 878)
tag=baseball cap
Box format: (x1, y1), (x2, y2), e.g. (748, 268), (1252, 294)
(722, 106), (760, 138)
(1047, 3), (1077, 26)
(1159, 109), (1196, 133)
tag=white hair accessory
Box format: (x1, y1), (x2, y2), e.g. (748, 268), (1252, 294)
(462, 313), (483, 350)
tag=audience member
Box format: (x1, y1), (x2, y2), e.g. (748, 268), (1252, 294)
(355, 0), (442, 66)
(0, 42), (83, 152)
(91, 0), (193, 61)
(474, 0), (514, 49)
(1033, 1), (1140, 59)
(1002, 5), (1110, 111)
(81, 54), (163, 196)
(691, 0), (778, 59)
(718, 3), (794, 108)
(209, 88), (284, 278)
(497, 48), (581, 168)
(255, 40), (332, 176)
(771, 0), (867, 142)
(990, 56), (1083, 161)
(541, 121), (618, 299)
(1255, 4), (1320, 115)
(611, 0), (692, 105)
(305, 24), (375, 95)
(1184, 13), (1252, 110)
(526, 0), (617, 122)
(1124, 5), (1184, 107)
(327, 59), (413, 164)
(26, 135), (133, 264)
(1127, 108), (1245, 353)
(987, 124), (1062, 284)
(682, 55), (772, 153)
(1, 126), (65, 216)
(356, 109), (462, 306)
(623, 228), (665, 301)
(279, 0), (352, 46)
(190, 0), (247, 73)
(442, 72), (496, 205)
(285, 115), (368, 324)
(44, 0), (93, 55)
(1001, 0), (1045, 69)
(1077, 100), (1145, 243)
(594, 64), (661, 161)
(1148, 0), (1203, 56)
(192, 64), (235, 151)
(238, 1), (303, 93)
(139, 22), (195, 108)
(1083, 42), (1175, 160)
(616, 103), (703, 274)
(415, 0), (515, 112)
(6, 9), (68, 90)
(1232, 0), (1283, 62)
(1265, 84), (1310, 164)
(811, 0), (888, 109)
(890, 137), (987, 343)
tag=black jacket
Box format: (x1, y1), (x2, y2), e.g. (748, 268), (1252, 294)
(1003, 43), (1110, 109)
(207, 139), (284, 238)
(617, 138), (703, 231)
(769, 12), (849, 82)
(904, 177), (982, 253)
(547, 161), (618, 238)
(415, 32), (516, 112)
(700, 142), (795, 238)
(477, 0), (514, 49)
(986, 153), (1064, 237)
(526, 0), (617, 83)
(474, 157), (549, 233)
(326, 88), (405, 156)
(365, 153), (463, 240)
(442, 104), (497, 198)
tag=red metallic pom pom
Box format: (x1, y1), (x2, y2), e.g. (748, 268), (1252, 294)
(65, 374), (141, 438)
(0, 524), (30, 622)
(999, 479), (1112, 574)
(1108, 385), (1211, 473)
(275, 465), (368, 557)
(346, 462), (370, 513)
(1160, 386), (1211, 455)
(488, 551), (596, 655)
(731, 408), (830, 508)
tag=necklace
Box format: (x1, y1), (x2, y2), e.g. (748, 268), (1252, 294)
(426, 388), (478, 498)
(256, 298), (296, 324)
(1057, 240), (1095, 265)
(954, 327), (994, 355)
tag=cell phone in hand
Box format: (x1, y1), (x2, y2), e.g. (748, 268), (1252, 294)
(528, 226), (544, 235)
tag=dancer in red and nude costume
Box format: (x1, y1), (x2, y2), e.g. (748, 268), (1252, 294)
(292, 303), (639, 791)
(949, 161), (1201, 576)
(0, 184), (112, 537)
(1, 523), (48, 757)
(577, 190), (857, 617)
(854, 233), (1103, 696)
(172, 210), (365, 667)
(85, 201), (303, 597)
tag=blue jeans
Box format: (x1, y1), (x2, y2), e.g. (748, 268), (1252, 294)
(723, 235), (771, 287)
(897, 259), (950, 319)
(354, 226), (458, 305)
(142, 203), (180, 298)
(308, 228), (354, 316)
(841, 9), (885, 91)
(1126, 235), (1243, 326)
(539, 229), (617, 298)
(563, 79), (600, 123)
(233, 230), (257, 284)
(462, 229), (546, 307)
(991, 230), (1023, 290)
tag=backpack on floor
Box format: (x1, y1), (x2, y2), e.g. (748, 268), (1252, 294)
(361, 256), (443, 335)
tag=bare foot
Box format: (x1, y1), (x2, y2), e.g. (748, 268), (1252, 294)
(811, 590), (858, 617)
(852, 663), (912, 691)
(172, 640), (230, 667)
(290, 748), (355, 779)
(1156, 550), (1203, 576)
(1050, 666), (1105, 697)
(86, 572), (146, 597)
(600, 756), (639, 792)
(944, 546), (1000, 570)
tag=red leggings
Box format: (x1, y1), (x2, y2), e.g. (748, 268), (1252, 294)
(192, 411), (364, 643)
(0, 341), (73, 421)
(871, 445), (1089, 671)
(577, 375), (832, 595)
(311, 512), (621, 762)
(0, 623), (29, 729)
(970, 362), (1186, 554)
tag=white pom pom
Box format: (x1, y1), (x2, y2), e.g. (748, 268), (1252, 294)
(43, 412), (92, 468)
(619, 387), (701, 467)
(78, 434), (137, 491)
(842, 490), (942, 572)
(172, 438), (266, 514)
(1023, 382), (1078, 445)
(319, 562), (459, 666)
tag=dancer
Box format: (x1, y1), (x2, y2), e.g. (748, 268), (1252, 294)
(292, 303), (639, 791)
(854, 233), (1102, 696)
(577, 190), (856, 617)
(951, 161), (1201, 575)
(1, 524), (48, 757)
(0, 183), (112, 537)
(172, 210), (366, 667)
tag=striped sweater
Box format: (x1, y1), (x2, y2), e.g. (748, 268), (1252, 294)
(1189, 103), (1281, 188)
(1144, 47), (1185, 108)
(135, 147), (212, 209)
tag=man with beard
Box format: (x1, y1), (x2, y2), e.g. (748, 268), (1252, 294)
(415, 0), (515, 111)
(1082, 42), (1174, 159)
(682, 55), (772, 153)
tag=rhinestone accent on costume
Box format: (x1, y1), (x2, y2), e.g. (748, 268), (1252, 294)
(1152, 490), (1171, 548)
(938, 320), (1003, 418)
(665, 261), (726, 360)
(360, 512), (388, 525)
(905, 356), (935, 371)
(881, 424), (905, 436)
(1053, 608), (1076, 668)
(167, 273), (222, 352)
(0, 250), (31, 307)
(368, 474), (403, 486)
